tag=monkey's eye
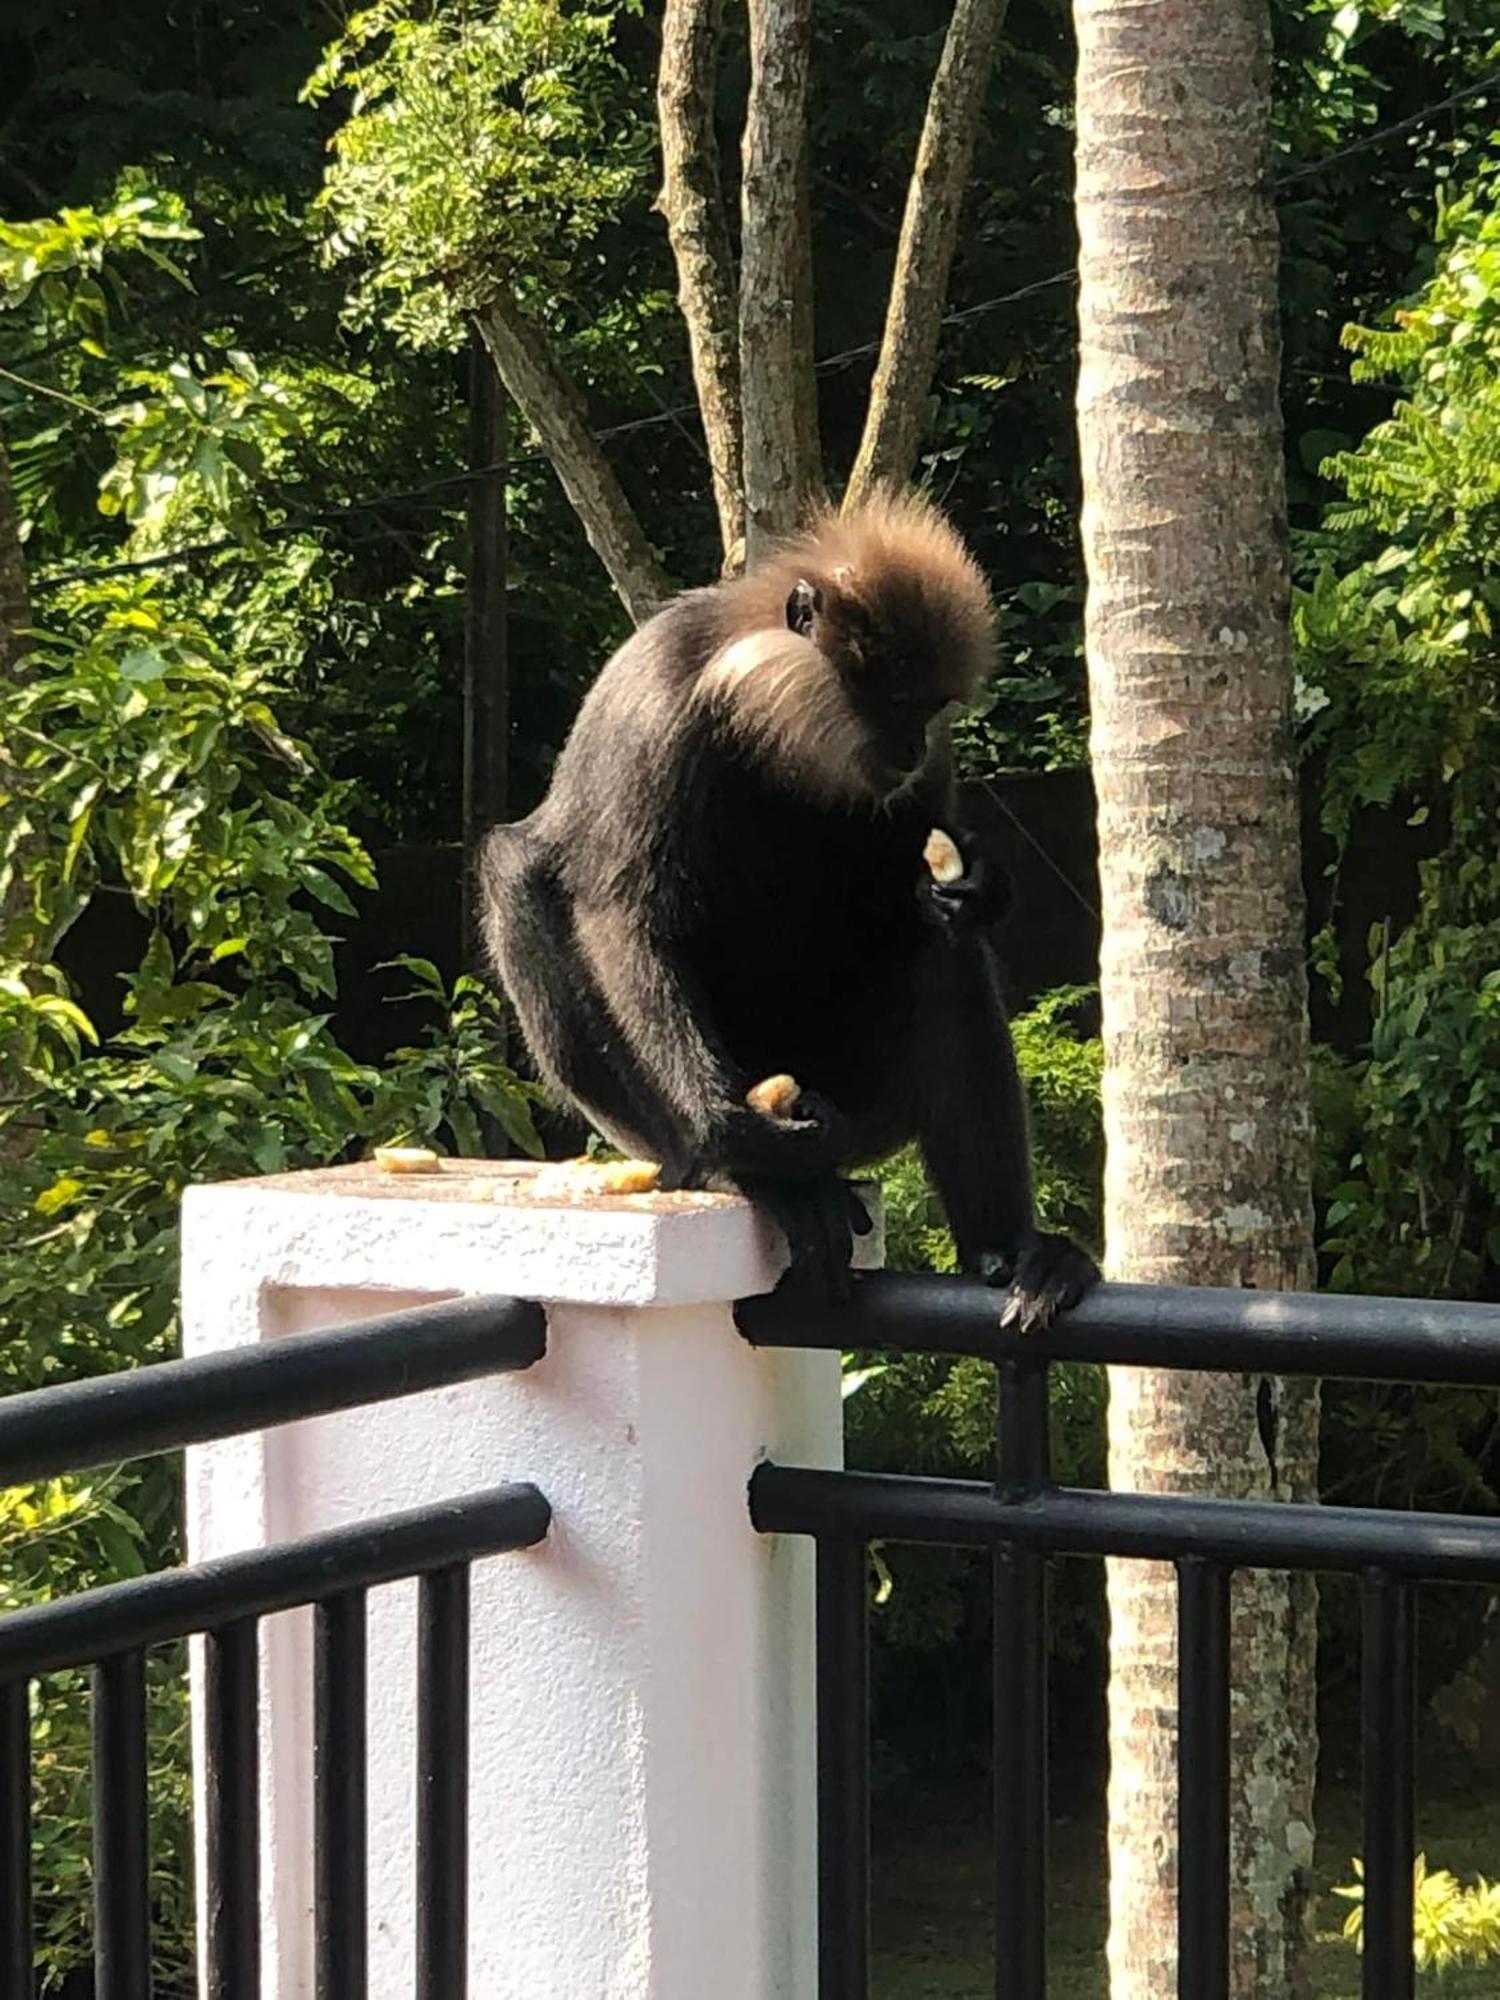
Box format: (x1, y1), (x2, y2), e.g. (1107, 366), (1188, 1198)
(786, 579), (822, 637)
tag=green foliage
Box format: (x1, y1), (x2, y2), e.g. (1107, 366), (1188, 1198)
(1318, 920), (1500, 1295)
(306, 0), (649, 350)
(2, 183), (539, 1989)
(0, 190), (197, 348)
(1335, 1855), (1500, 1972)
(1295, 164), (1500, 1299)
(954, 582), (1088, 775)
(0, 1485), (192, 1991)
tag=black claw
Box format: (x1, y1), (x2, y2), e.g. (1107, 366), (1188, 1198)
(978, 1230), (1101, 1336)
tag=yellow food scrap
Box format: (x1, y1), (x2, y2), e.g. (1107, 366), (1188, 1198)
(747, 1073), (800, 1120)
(374, 1145), (442, 1174)
(923, 827), (964, 885)
(528, 1157), (662, 1200)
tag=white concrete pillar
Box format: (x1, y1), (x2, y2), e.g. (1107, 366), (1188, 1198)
(180, 1160), (862, 2000)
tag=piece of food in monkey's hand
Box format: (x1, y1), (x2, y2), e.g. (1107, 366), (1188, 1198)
(923, 827), (965, 886)
(747, 1073), (802, 1120)
(525, 1157), (663, 1200)
(374, 1145), (441, 1174)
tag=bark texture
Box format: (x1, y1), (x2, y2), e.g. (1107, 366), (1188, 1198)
(1074, 4), (1319, 1995)
(657, 0), (746, 571)
(463, 328), (510, 971)
(740, 0), (822, 561)
(476, 294), (668, 626)
(844, 0), (1009, 509)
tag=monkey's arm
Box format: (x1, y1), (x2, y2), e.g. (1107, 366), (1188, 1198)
(914, 933), (1099, 1332)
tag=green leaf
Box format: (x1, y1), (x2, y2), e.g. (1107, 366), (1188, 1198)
(301, 867), (358, 917)
(118, 645), (166, 684)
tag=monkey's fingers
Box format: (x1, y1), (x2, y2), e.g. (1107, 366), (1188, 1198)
(918, 851), (1012, 937)
(983, 1230), (1101, 1337)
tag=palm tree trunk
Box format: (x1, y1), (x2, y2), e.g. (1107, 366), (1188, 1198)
(1074, 2), (1319, 1993)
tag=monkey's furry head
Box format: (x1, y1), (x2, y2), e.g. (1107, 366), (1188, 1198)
(701, 488), (996, 804)
(780, 488), (997, 695)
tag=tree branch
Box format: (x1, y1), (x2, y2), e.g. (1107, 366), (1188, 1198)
(474, 293), (669, 627)
(844, 0), (1009, 509)
(740, 0), (823, 562)
(657, 0), (745, 572)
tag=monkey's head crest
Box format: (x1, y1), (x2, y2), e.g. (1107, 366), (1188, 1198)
(700, 489), (997, 806)
(777, 488), (997, 703)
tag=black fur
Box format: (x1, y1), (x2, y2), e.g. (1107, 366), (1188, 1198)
(481, 578), (1099, 1329)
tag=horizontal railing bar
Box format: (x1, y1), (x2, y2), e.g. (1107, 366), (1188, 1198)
(0, 1294), (545, 1487)
(0, 1483), (550, 1678)
(749, 1466), (1500, 1582)
(737, 1272), (1500, 1386)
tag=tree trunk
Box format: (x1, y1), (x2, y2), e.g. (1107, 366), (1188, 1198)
(1074, 4), (1319, 1996)
(475, 293), (668, 626)
(844, 0), (1009, 509)
(657, 0), (746, 572)
(462, 327), (510, 970)
(740, 0), (822, 561)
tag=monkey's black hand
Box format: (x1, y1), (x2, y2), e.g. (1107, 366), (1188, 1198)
(722, 1088), (853, 1181)
(918, 836), (1011, 940)
(973, 1230), (1100, 1336)
(750, 1174), (873, 1305)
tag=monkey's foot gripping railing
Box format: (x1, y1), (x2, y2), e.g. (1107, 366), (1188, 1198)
(738, 1273), (1500, 2000)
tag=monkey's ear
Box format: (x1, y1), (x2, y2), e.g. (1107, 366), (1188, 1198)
(786, 579), (822, 638)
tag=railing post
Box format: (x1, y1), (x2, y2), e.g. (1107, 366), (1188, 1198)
(181, 1160), (861, 1999)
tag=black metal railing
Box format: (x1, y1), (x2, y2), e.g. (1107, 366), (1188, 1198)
(0, 1294), (550, 2000)
(738, 1272), (1500, 2000)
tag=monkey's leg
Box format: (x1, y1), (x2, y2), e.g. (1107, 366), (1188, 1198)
(570, 903), (854, 1182)
(570, 903), (869, 1298)
(913, 934), (1100, 1332)
(479, 833), (689, 1162)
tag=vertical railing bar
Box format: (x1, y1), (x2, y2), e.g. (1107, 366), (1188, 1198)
(0, 1680), (33, 2000)
(416, 1564), (470, 2000)
(993, 1546), (1047, 2000)
(316, 1589), (369, 2000)
(205, 1619), (260, 2000)
(1362, 1569), (1416, 2000)
(92, 1650), (151, 2000)
(1176, 1557), (1231, 2000)
(816, 1537), (870, 1999)
(997, 1356), (1052, 1496)
(994, 1354), (1050, 2000)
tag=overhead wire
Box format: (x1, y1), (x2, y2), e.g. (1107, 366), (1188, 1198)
(26, 62), (1500, 594)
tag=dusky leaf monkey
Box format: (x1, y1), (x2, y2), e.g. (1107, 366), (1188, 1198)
(480, 489), (1099, 1326)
